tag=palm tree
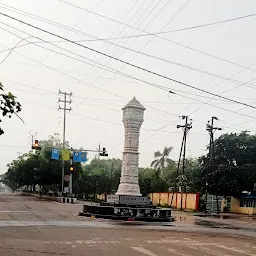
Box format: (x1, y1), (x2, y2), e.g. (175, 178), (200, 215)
(150, 146), (174, 177)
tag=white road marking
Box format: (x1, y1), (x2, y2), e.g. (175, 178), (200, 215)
(147, 239), (217, 246)
(186, 245), (231, 256)
(43, 240), (120, 245)
(168, 248), (191, 256)
(0, 210), (39, 213)
(180, 237), (256, 256)
(131, 247), (158, 256)
(215, 244), (256, 256)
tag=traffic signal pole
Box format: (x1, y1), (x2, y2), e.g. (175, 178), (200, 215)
(69, 153), (73, 196)
(58, 90), (72, 195)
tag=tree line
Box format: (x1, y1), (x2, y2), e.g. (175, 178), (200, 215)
(2, 132), (256, 198)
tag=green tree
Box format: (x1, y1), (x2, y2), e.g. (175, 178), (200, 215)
(73, 158), (122, 199)
(139, 167), (167, 195)
(2, 134), (83, 194)
(0, 82), (21, 135)
(150, 146), (174, 177)
(200, 132), (256, 196)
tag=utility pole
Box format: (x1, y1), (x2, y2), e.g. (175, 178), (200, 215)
(176, 115), (192, 210)
(29, 131), (37, 149)
(206, 116), (222, 214)
(96, 142), (101, 159)
(58, 90), (72, 195)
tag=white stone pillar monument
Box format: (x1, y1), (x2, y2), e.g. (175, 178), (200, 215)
(116, 97), (145, 196)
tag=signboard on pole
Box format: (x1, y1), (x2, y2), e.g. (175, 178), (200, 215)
(73, 151), (88, 162)
(61, 149), (70, 161)
(51, 148), (60, 160)
(73, 151), (81, 162)
(81, 152), (88, 162)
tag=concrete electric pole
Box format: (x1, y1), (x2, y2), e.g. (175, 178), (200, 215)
(58, 90), (72, 195)
(176, 115), (192, 210)
(206, 116), (222, 213)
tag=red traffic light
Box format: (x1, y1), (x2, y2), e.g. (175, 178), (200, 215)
(32, 140), (41, 150)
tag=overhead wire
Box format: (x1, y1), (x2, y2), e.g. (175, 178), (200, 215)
(3, 38), (256, 91)
(2, 25), (256, 130)
(1, 34), (254, 136)
(73, 0), (154, 107)
(71, 0), (144, 93)
(187, 64), (256, 119)
(53, 0), (256, 75)
(4, 32), (256, 91)
(75, 0), (172, 107)
(0, 24), (170, 95)
(35, 0), (107, 69)
(110, 0), (192, 146)
(1, 6), (256, 91)
(0, 10), (254, 138)
(0, 12), (255, 110)
(1, 3), (256, 45)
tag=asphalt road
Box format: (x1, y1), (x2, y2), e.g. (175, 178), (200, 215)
(0, 193), (256, 256)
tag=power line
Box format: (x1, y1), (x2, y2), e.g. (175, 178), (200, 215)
(54, 0), (256, 74)
(0, 11), (255, 110)
(55, 0), (256, 35)
(73, 0), (171, 105)
(2, 34), (255, 127)
(174, 92), (256, 122)
(2, 1), (256, 78)
(2, 20), (256, 129)
(3, 37), (256, 90)
(2, 2), (255, 40)
(187, 65), (256, 118)
(73, 0), (159, 107)
(1, 8), (256, 91)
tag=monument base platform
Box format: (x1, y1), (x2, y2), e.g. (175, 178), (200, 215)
(81, 195), (172, 222)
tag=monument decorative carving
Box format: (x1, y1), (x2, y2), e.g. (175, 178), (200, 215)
(116, 97), (145, 196)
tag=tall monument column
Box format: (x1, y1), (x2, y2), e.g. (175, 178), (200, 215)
(116, 97), (145, 196)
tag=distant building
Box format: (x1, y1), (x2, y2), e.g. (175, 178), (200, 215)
(222, 194), (256, 215)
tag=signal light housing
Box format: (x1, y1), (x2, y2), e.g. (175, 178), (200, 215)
(32, 140), (41, 150)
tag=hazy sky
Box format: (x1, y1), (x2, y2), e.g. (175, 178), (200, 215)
(0, 0), (256, 174)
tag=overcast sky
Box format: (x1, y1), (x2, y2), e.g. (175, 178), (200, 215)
(0, 0), (256, 174)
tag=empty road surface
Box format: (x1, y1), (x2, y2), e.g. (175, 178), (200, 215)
(0, 193), (255, 256)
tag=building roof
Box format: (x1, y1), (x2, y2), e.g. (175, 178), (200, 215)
(122, 97), (146, 110)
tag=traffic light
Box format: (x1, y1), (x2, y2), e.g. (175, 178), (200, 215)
(100, 147), (108, 157)
(69, 165), (75, 172)
(32, 140), (41, 150)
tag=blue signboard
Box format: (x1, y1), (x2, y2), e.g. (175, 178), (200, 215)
(51, 148), (60, 160)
